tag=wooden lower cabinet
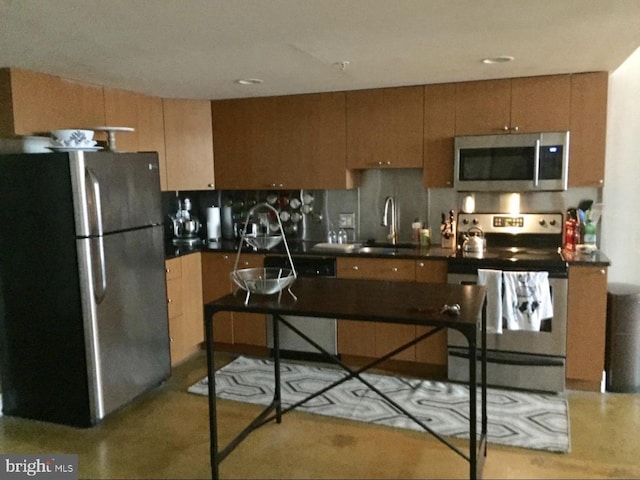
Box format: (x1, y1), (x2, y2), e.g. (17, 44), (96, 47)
(414, 260), (449, 366)
(201, 252), (266, 348)
(566, 265), (608, 389)
(165, 253), (204, 366)
(337, 257), (415, 361)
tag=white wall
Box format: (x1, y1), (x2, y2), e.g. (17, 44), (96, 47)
(602, 47), (640, 284)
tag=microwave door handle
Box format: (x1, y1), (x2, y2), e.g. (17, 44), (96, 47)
(533, 138), (541, 187)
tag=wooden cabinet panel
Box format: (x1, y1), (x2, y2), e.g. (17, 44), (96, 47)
(347, 86), (423, 168)
(455, 79), (512, 135)
(0, 68), (105, 136)
(276, 92), (351, 189)
(511, 75), (571, 132)
(165, 253), (204, 365)
(337, 257), (415, 360)
(103, 87), (139, 152)
(569, 72), (608, 187)
(414, 260), (448, 366)
(166, 276), (183, 319)
(211, 96), (278, 189)
(212, 93), (353, 190)
(455, 75), (571, 136)
(423, 83), (456, 188)
(202, 252), (235, 344)
(137, 94), (167, 190)
(232, 254), (267, 346)
(163, 98), (215, 191)
(567, 265), (608, 387)
(181, 252), (204, 350)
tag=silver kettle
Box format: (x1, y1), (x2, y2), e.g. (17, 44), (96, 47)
(462, 226), (486, 253)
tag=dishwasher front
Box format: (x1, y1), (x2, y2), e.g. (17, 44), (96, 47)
(264, 255), (337, 361)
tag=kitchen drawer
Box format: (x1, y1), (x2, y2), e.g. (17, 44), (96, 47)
(166, 276), (183, 319)
(337, 257), (414, 281)
(165, 258), (182, 280)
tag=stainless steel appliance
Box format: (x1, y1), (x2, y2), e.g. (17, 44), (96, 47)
(264, 255), (337, 360)
(447, 212), (568, 392)
(169, 197), (202, 246)
(0, 151), (170, 427)
(454, 131), (569, 192)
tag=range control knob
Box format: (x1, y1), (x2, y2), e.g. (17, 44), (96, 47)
(472, 218), (479, 225)
(550, 219), (557, 226)
(462, 218), (470, 225)
(539, 219), (546, 226)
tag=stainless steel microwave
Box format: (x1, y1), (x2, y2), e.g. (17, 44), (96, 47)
(454, 131), (569, 192)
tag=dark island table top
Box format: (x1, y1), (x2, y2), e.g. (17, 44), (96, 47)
(205, 277), (486, 336)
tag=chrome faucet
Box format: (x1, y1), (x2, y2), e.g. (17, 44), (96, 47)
(382, 196), (398, 245)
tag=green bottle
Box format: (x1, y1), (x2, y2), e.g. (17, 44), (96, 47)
(583, 212), (597, 246)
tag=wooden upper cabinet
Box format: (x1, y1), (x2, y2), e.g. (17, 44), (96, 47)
(211, 96), (278, 190)
(511, 75), (571, 132)
(212, 92), (354, 190)
(137, 94), (168, 191)
(103, 87), (140, 152)
(347, 86), (424, 168)
(163, 98), (215, 191)
(569, 72), (608, 187)
(455, 79), (512, 135)
(276, 92), (351, 189)
(423, 83), (456, 188)
(0, 68), (105, 136)
(455, 75), (571, 135)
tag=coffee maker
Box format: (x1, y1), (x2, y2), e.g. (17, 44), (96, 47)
(169, 197), (202, 246)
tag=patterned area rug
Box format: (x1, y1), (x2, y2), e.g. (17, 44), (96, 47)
(189, 355), (570, 453)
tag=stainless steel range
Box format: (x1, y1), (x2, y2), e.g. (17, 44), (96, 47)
(447, 212), (568, 392)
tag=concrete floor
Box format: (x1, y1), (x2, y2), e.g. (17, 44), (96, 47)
(1, 351), (639, 479)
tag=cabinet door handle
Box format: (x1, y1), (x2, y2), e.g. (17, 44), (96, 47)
(511, 126), (519, 132)
(418, 262), (425, 268)
(207, 183), (215, 188)
(223, 255), (229, 260)
(166, 268), (171, 273)
(391, 267), (398, 272)
(599, 269), (606, 275)
(352, 265), (359, 270)
(503, 125), (510, 131)
(167, 298), (172, 303)
(269, 183), (284, 188)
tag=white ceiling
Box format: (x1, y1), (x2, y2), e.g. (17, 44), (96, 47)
(1, 0), (640, 100)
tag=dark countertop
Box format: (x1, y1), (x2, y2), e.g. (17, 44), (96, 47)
(166, 239), (611, 266)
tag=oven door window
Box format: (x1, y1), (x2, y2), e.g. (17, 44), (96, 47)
(459, 147), (534, 181)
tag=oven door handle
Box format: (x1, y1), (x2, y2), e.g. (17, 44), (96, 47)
(533, 138), (541, 187)
(449, 348), (564, 367)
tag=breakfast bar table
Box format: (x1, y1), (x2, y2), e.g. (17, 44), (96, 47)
(204, 277), (487, 479)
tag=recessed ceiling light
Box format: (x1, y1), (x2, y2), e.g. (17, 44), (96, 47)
(482, 56), (515, 64)
(235, 78), (264, 85)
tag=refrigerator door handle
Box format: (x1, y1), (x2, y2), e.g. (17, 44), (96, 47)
(85, 168), (107, 303)
(85, 167), (104, 236)
(90, 236), (107, 304)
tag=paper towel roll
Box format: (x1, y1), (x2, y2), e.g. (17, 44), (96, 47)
(207, 206), (221, 241)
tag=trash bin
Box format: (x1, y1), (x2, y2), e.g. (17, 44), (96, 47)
(605, 283), (640, 393)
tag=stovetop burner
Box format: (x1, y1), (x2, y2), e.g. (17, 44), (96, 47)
(452, 212), (567, 276)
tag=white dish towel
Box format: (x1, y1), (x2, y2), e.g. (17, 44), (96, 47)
(502, 271), (553, 331)
(478, 269), (503, 334)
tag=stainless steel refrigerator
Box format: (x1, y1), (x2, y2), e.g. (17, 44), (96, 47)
(0, 151), (170, 427)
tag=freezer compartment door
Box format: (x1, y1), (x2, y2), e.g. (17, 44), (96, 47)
(70, 152), (163, 236)
(77, 225), (170, 423)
